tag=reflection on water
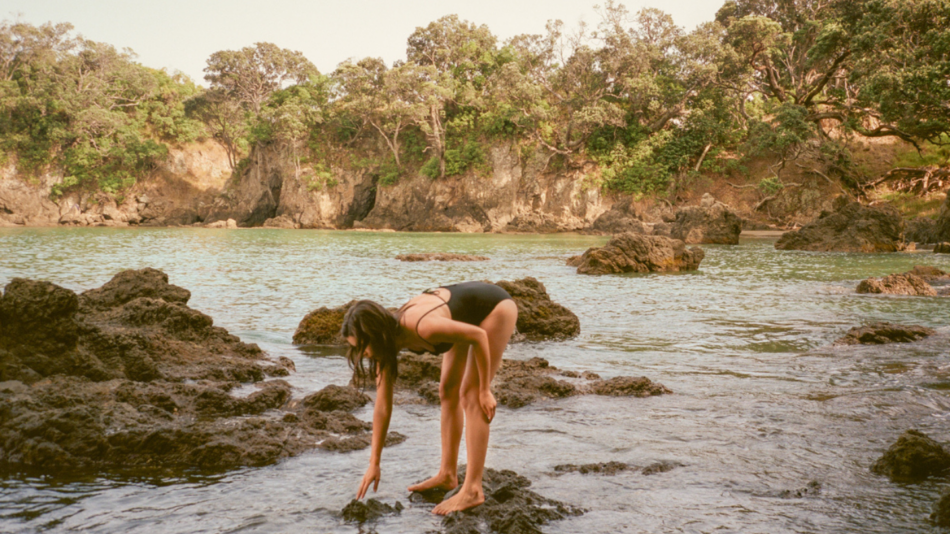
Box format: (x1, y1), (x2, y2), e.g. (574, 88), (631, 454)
(2, 227), (950, 533)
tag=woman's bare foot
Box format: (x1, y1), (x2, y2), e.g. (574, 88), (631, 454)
(407, 472), (458, 493)
(432, 488), (485, 515)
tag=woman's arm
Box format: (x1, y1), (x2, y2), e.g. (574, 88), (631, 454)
(357, 366), (394, 499)
(419, 319), (495, 421)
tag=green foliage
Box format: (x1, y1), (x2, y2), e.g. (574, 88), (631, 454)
(757, 176), (784, 195)
(894, 135), (950, 167)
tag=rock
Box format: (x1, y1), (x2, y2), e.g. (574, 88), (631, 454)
(567, 233), (705, 275)
(871, 429), (950, 482)
(906, 217), (938, 244)
(856, 273), (938, 296)
(905, 265), (950, 282)
(834, 323), (936, 345)
(936, 243), (950, 254)
(934, 193), (950, 243)
(651, 221), (672, 237)
(932, 489), (950, 527)
(641, 461), (681, 475)
(588, 198), (648, 235)
(205, 220), (228, 228)
(669, 193), (742, 245)
(226, 218), (238, 229)
(589, 376), (673, 397)
(553, 461), (633, 475)
(776, 481), (822, 499)
(774, 198), (905, 252)
(0, 269), (395, 474)
(437, 466), (584, 534)
(395, 253), (490, 262)
(262, 214), (298, 229)
(341, 499), (403, 523)
(492, 357), (579, 408)
(493, 277), (579, 341)
(292, 301), (357, 345)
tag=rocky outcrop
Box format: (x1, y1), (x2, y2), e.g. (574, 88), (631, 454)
(395, 253), (489, 262)
(567, 233), (705, 275)
(341, 499), (403, 523)
(293, 277), (579, 346)
(433, 466), (584, 534)
(834, 323), (936, 345)
(775, 198), (905, 252)
(553, 461), (680, 476)
(588, 198), (648, 235)
(936, 243), (950, 254)
(396, 354), (671, 408)
(494, 277), (580, 341)
(906, 217), (938, 244)
(0, 269), (402, 473)
(669, 193), (742, 245)
(871, 430), (950, 482)
(293, 301), (357, 345)
(856, 273), (938, 296)
(933, 490), (950, 527)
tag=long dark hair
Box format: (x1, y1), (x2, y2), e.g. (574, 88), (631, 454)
(341, 300), (400, 388)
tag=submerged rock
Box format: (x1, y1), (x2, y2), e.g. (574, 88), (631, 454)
(856, 273), (938, 296)
(775, 199), (905, 252)
(494, 277), (580, 341)
(395, 354), (671, 408)
(438, 466), (585, 534)
(395, 253), (489, 262)
(567, 233), (705, 275)
(776, 481), (822, 499)
(292, 300), (357, 345)
(553, 461), (634, 475)
(0, 269), (392, 474)
(669, 193), (742, 245)
(932, 489), (950, 527)
(341, 498), (403, 523)
(871, 430), (950, 482)
(834, 323), (936, 345)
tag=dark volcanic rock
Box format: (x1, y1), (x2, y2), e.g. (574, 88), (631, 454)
(492, 357), (579, 408)
(494, 277), (580, 341)
(776, 481), (822, 499)
(438, 466), (584, 534)
(871, 430), (950, 482)
(292, 300), (356, 345)
(590, 376), (673, 397)
(567, 233), (705, 275)
(554, 461), (633, 475)
(774, 198), (904, 252)
(396, 253), (489, 262)
(834, 323), (936, 345)
(0, 269), (393, 474)
(669, 193), (742, 245)
(341, 498), (403, 523)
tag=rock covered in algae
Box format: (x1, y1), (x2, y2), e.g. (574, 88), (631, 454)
(341, 498), (403, 523)
(774, 198), (905, 252)
(833, 322), (936, 345)
(871, 429), (950, 482)
(292, 300), (357, 345)
(567, 233), (704, 275)
(0, 268), (401, 474)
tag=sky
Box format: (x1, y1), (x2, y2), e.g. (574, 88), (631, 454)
(3, 0), (728, 85)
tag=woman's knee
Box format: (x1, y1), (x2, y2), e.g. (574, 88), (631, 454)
(439, 379), (461, 404)
(459, 384), (479, 411)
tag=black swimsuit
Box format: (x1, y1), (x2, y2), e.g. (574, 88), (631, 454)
(406, 282), (513, 355)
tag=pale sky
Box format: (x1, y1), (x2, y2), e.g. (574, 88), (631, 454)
(4, 0), (727, 85)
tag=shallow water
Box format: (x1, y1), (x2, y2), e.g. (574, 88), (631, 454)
(2, 227), (950, 533)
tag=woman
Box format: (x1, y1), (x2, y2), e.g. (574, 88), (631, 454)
(342, 282), (518, 515)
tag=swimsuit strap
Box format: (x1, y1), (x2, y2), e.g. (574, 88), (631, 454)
(414, 288), (448, 350)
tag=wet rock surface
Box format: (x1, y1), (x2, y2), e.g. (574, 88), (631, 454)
(395, 253), (490, 262)
(396, 354), (671, 408)
(293, 277), (579, 345)
(553, 461), (634, 475)
(292, 301), (357, 345)
(341, 498), (403, 523)
(669, 193), (742, 245)
(856, 273), (938, 296)
(494, 277), (579, 341)
(776, 481), (822, 499)
(932, 489), (950, 527)
(0, 269), (392, 473)
(567, 233), (704, 275)
(775, 199), (905, 252)
(871, 430), (950, 482)
(434, 466), (585, 534)
(834, 323), (936, 345)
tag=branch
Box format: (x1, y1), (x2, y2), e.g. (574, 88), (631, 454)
(801, 50), (851, 107)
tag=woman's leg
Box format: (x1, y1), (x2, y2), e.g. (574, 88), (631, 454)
(408, 342), (470, 492)
(433, 299), (518, 514)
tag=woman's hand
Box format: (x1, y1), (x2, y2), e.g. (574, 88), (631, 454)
(479, 389), (496, 423)
(357, 464), (381, 499)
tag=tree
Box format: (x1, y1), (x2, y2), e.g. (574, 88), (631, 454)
(204, 42), (317, 113)
(185, 89), (247, 171)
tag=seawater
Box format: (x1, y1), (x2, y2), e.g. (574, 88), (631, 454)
(1, 227), (950, 534)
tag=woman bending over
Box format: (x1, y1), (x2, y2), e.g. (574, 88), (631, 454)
(342, 282), (518, 515)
